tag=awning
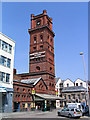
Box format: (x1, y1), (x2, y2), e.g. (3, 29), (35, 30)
(35, 93), (64, 101)
(0, 87), (13, 92)
(0, 87), (6, 92)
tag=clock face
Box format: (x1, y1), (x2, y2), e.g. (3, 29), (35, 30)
(37, 20), (41, 26)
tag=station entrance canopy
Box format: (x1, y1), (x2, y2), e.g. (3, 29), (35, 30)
(35, 93), (64, 101)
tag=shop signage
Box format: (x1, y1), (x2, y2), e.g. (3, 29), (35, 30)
(32, 88), (35, 94)
(56, 90), (58, 95)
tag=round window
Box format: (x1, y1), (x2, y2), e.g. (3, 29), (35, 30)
(36, 66), (40, 70)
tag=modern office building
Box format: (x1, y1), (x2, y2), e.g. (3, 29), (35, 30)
(0, 32), (15, 112)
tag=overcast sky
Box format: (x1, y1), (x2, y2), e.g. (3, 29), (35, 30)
(2, 2), (88, 81)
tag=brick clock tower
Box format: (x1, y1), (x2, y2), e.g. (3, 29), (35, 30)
(28, 10), (55, 94)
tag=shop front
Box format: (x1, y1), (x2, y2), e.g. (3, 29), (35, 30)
(35, 93), (63, 111)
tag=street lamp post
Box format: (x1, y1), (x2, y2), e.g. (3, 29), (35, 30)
(80, 52), (90, 115)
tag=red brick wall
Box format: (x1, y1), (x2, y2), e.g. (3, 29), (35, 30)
(29, 10), (55, 95)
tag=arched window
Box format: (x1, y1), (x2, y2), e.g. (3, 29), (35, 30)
(47, 35), (49, 39)
(40, 35), (43, 42)
(17, 88), (19, 91)
(52, 84), (54, 87)
(40, 45), (43, 49)
(50, 38), (52, 42)
(49, 83), (51, 86)
(50, 67), (52, 70)
(36, 66), (40, 70)
(34, 37), (37, 43)
(23, 88), (25, 92)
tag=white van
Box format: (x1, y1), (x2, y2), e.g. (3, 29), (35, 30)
(67, 103), (85, 114)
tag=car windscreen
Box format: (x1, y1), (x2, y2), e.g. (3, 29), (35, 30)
(75, 109), (81, 112)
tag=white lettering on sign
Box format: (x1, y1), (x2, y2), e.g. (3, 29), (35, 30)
(30, 51), (45, 59)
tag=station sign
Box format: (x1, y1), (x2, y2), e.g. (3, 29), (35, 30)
(32, 88), (35, 94)
(56, 90), (58, 95)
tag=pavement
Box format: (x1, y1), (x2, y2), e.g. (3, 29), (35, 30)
(0, 109), (90, 120)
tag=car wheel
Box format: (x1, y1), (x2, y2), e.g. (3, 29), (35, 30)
(68, 114), (72, 118)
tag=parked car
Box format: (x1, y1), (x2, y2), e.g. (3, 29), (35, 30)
(57, 107), (82, 118)
(67, 103), (85, 114)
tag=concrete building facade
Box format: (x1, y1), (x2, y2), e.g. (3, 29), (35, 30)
(0, 32), (15, 112)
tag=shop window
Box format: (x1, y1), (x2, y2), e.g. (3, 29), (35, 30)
(72, 94), (75, 99)
(78, 94), (80, 99)
(28, 104), (30, 107)
(36, 66), (40, 70)
(22, 103), (25, 108)
(68, 95), (71, 99)
(64, 95), (66, 99)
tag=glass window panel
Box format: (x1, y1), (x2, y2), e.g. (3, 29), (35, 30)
(5, 42), (8, 52)
(2, 41), (5, 50)
(0, 72), (2, 81)
(2, 72), (5, 81)
(6, 74), (10, 82)
(8, 45), (12, 54)
(1, 56), (6, 66)
(7, 58), (11, 68)
(2, 41), (7, 51)
(0, 55), (1, 64)
(0, 39), (1, 48)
